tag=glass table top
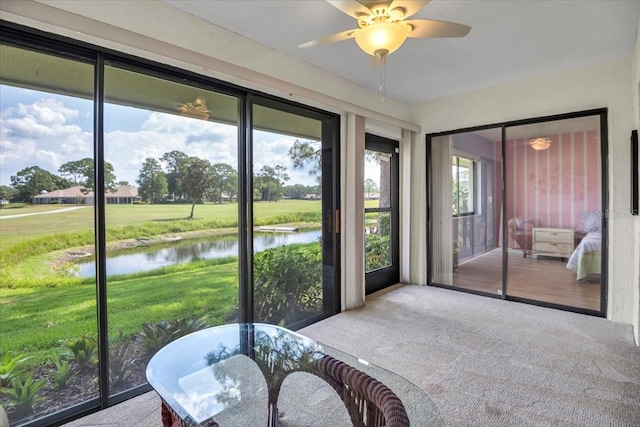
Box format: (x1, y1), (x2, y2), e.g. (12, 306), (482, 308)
(146, 323), (441, 426)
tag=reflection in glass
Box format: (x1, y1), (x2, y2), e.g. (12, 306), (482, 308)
(103, 64), (240, 395)
(449, 130), (503, 293)
(505, 116), (602, 310)
(0, 45), (98, 424)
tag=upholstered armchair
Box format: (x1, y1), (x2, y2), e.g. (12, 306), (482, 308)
(507, 217), (534, 258)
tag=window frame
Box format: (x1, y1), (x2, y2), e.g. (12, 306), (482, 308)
(452, 154), (477, 217)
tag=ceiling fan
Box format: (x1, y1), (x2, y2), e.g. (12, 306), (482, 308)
(298, 0), (471, 63)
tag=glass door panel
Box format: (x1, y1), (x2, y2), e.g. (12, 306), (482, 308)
(0, 45), (98, 424)
(430, 132), (503, 293)
(504, 116), (602, 311)
(449, 130), (504, 294)
(103, 64), (240, 396)
(364, 134), (399, 294)
(251, 103), (335, 328)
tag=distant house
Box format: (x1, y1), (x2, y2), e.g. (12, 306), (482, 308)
(32, 185), (140, 205)
(303, 193), (320, 200)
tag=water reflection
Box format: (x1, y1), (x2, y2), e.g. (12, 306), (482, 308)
(76, 229), (321, 277)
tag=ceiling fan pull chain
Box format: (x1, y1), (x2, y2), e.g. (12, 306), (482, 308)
(379, 61), (386, 102)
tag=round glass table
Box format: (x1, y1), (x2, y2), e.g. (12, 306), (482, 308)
(146, 323), (441, 426)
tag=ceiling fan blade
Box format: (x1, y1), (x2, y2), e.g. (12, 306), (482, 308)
(298, 28), (359, 49)
(405, 19), (471, 38)
(327, 1), (373, 19)
(388, 0), (430, 19)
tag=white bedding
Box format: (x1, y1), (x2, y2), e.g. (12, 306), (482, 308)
(566, 231), (601, 281)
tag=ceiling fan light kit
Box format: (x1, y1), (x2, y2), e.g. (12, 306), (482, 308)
(299, 0), (471, 60)
(355, 21), (409, 57)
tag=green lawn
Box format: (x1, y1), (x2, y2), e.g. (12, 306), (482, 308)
(0, 200), (322, 247)
(0, 200), (323, 363)
(0, 261), (238, 362)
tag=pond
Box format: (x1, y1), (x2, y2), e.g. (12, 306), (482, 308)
(75, 229), (321, 277)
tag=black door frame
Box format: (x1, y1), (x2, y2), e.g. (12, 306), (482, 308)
(426, 108), (608, 318)
(365, 133), (400, 294)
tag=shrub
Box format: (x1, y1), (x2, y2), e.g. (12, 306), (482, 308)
(0, 353), (30, 388)
(253, 243), (322, 325)
(50, 358), (76, 389)
(64, 336), (98, 369)
(1, 374), (47, 419)
(138, 316), (208, 360)
(109, 331), (134, 389)
(365, 234), (391, 271)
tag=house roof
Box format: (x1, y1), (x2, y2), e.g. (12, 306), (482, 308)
(165, 0), (640, 104)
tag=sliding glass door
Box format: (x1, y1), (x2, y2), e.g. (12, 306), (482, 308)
(430, 130), (503, 294)
(504, 115), (603, 311)
(0, 25), (340, 427)
(251, 101), (338, 328)
(428, 110), (606, 316)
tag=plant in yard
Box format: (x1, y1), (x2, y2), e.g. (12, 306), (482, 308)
(253, 243), (322, 325)
(0, 353), (30, 388)
(138, 315), (209, 360)
(365, 233), (391, 271)
(109, 331), (134, 389)
(64, 336), (98, 369)
(1, 374), (47, 419)
(50, 358), (76, 389)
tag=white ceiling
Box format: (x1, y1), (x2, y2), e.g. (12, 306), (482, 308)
(164, 0), (640, 105)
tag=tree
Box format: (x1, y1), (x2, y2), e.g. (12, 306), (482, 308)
(10, 166), (68, 202)
(0, 185), (16, 202)
(273, 165), (290, 202)
(364, 178), (379, 199)
(58, 158), (116, 192)
(288, 139), (321, 184)
(137, 158), (168, 203)
(179, 157), (213, 219)
(160, 150), (188, 200)
(210, 163), (238, 204)
(365, 150), (391, 207)
(255, 165), (288, 202)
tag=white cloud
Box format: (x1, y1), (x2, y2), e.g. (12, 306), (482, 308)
(1, 98), (318, 187)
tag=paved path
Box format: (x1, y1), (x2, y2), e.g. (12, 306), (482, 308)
(0, 205), (90, 219)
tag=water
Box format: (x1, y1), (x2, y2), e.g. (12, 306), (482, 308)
(75, 229), (321, 277)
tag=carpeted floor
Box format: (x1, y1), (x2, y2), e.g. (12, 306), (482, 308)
(63, 284), (640, 426)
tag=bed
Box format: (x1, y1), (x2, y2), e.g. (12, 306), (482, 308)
(566, 231), (601, 281)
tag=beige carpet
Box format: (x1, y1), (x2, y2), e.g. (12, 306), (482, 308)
(64, 284), (640, 426)
(301, 285), (640, 426)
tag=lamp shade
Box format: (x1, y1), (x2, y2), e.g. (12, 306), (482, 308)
(355, 22), (409, 56)
(529, 137), (551, 151)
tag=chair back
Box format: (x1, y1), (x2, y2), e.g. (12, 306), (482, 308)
(312, 355), (410, 427)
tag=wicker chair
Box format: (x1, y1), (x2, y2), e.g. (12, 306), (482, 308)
(310, 355), (410, 427)
(160, 354), (409, 427)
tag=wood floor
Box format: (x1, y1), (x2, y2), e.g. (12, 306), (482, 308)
(452, 248), (601, 311)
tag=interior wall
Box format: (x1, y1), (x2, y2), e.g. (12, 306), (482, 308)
(413, 57), (636, 329)
(504, 130), (601, 237)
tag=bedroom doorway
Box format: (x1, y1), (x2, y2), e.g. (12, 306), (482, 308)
(428, 109), (607, 316)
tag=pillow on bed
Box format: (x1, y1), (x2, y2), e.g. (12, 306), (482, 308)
(582, 210), (602, 232)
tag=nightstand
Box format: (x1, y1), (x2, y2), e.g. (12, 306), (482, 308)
(532, 228), (574, 260)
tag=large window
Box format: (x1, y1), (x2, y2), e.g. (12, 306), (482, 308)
(0, 26), (339, 427)
(452, 155), (475, 216)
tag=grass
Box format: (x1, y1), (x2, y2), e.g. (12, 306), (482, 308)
(0, 200), (322, 247)
(0, 260), (238, 364)
(0, 200), (324, 365)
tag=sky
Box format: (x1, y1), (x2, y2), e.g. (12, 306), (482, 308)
(0, 84), (328, 189)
